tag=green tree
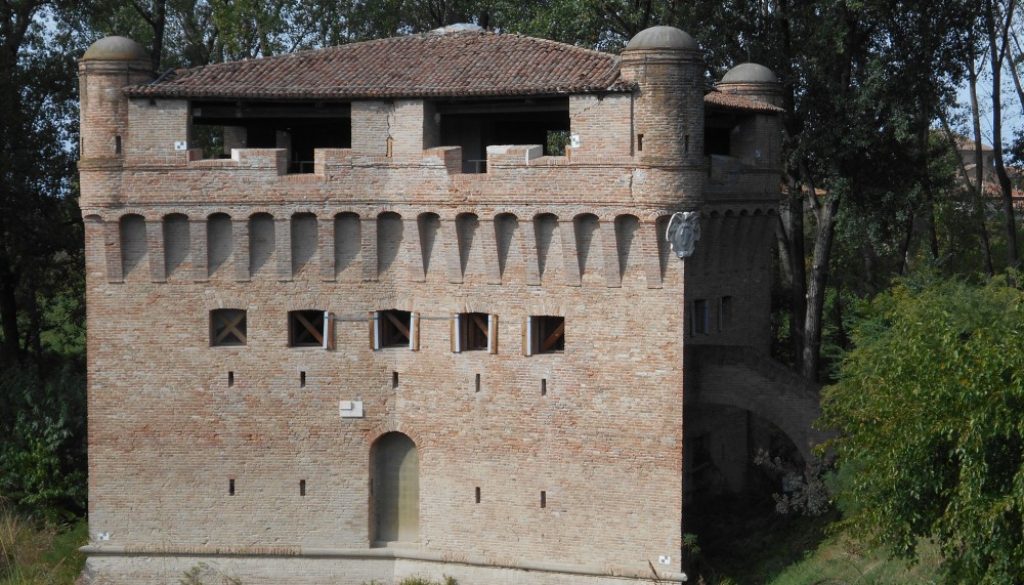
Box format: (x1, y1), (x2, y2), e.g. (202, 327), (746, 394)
(821, 275), (1024, 584)
(0, 0), (87, 365)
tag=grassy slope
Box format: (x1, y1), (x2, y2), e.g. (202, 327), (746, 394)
(693, 508), (942, 585)
(0, 512), (87, 585)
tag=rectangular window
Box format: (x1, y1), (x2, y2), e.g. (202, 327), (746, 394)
(289, 310), (325, 347)
(719, 296), (733, 331)
(693, 300), (709, 335)
(210, 309), (247, 346)
(453, 312), (492, 352)
(525, 316), (564, 356)
(373, 310), (412, 349)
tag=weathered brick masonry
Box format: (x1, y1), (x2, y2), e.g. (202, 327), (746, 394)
(77, 26), (787, 585)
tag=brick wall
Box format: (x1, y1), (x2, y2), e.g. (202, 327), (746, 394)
(79, 40), (781, 585)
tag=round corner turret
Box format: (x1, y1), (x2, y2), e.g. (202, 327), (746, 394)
(623, 26), (698, 52)
(720, 63), (778, 85)
(79, 36), (154, 161)
(82, 36), (150, 64)
(716, 62), (782, 108)
(619, 25), (705, 189)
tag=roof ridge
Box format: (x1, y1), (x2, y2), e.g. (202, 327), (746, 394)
(166, 30), (617, 78)
(128, 31), (627, 100)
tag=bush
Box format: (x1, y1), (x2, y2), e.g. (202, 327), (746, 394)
(821, 274), (1024, 584)
(0, 361), (86, 521)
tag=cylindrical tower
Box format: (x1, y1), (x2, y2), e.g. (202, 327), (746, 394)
(716, 63), (782, 107)
(78, 36), (153, 161)
(619, 26), (705, 205)
(716, 63), (783, 169)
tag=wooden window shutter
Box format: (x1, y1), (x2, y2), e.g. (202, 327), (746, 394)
(369, 311), (378, 350)
(451, 313), (461, 353)
(410, 312), (421, 351)
(323, 311), (335, 350)
(488, 314), (498, 354)
(522, 316), (532, 356)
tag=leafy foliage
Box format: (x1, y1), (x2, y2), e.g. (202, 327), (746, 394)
(0, 363), (86, 521)
(821, 274), (1024, 584)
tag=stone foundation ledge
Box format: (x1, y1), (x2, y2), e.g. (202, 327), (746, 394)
(80, 545), (687, 583)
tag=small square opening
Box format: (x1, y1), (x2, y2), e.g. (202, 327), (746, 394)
(458, 312), (490, 351)
(378, 310), (411, 348)
(211, 309), (247, 346)
(289, 310), (325, 347)
(531, 316), (564, 354)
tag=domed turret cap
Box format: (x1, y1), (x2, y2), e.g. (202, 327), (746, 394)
(82, 36), (149, 62)
(721, 62), (778, 84)
(624, 26), (698, 51)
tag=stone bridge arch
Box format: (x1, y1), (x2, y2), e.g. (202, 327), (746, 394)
(688, 345), (829, 462)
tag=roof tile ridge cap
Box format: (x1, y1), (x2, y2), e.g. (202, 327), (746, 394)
(517, 34), (617, 59)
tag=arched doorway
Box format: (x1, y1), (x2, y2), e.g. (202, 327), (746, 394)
(370, 432), (419, 544)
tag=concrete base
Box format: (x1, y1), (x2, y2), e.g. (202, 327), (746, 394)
(79, 547), (686, 585)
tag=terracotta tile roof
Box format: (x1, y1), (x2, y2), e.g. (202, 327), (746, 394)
(704, 90), (784, 113)
(125, 31), (628, 100)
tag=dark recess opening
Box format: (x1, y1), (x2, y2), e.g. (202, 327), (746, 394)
(532, 316), (565, 354)
(289, 310), (325, 347)
(378, 310), (412, 348)
(437, 97), (570, 173)
(191, 100), (352, 173)
(705, 110), (738, 156)
(458, 312), (490, 351)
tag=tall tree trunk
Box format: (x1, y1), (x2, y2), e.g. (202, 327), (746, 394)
(986, 0), (1020, 268)
(0, 251), (20, 363)
(967, 51), (996, 275)
(954, 43), (995, 276)
(919, 120), (940, 260)
(898, 207), (915, 275)
(802, 194), (840, 382)
(130, 0), (167, 70)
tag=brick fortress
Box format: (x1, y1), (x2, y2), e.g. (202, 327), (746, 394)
(77, 25), (821, 585)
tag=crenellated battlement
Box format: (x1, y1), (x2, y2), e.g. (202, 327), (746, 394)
(84, 208), (683, 289)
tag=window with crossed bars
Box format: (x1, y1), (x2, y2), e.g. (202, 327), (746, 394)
(528, 316), (564, 355)
(377, 310), (411, 348)
(210, 309), (247, 346)
(289, 310), (325, 347)
(456, 312), (490, 352)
